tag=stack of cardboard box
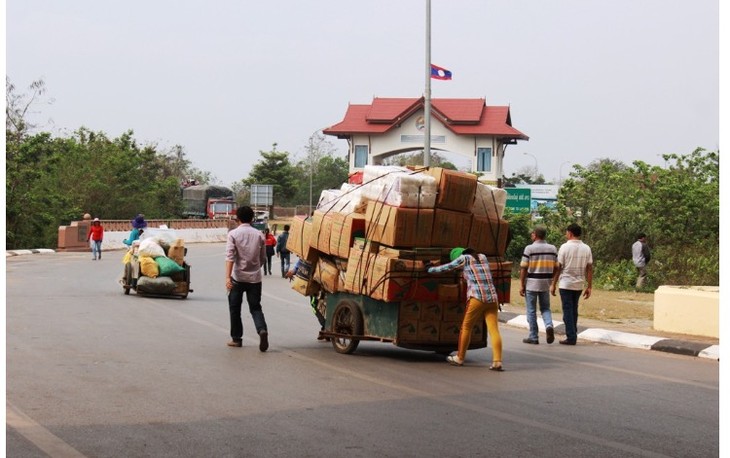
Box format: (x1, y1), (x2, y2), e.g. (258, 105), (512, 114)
(286, 165), (512, 342)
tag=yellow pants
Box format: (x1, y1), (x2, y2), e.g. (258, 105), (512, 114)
(458, 297), (502, 364)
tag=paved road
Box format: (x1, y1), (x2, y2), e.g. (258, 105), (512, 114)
(6, 244), (719, 457)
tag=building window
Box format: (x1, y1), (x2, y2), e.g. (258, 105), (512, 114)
(477, 147), (492, 172)
(354, 145), (368, 168)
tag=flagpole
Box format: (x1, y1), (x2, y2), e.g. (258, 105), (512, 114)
(424, 0), (431, 167)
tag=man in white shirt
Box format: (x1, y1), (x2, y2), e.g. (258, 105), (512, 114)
(551, 223), (593, 345)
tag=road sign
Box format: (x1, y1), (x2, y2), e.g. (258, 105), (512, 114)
(505, 188), (531, 213)
(251, 184), (273, 206)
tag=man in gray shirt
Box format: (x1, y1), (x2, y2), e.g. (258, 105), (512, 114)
(225, 206), (269, 351)
(632, 232), (651, 290)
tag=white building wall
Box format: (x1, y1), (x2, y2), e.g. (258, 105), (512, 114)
(347, 109), (504, 182)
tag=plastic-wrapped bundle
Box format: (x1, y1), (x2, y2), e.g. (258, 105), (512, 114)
(316, 184), (367, 214)
(359, 166), (437, 208)
(472, 182), (507, 220)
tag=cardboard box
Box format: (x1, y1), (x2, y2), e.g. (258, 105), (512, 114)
(309, 210), (335, 254)
(438, 283), (463, 302)
(440, 321), (462, 342)
(425, 167), (477, 213)
(168, 239), (185, 266)
(291, 275), (320, 297)
(343, 248), (374, 294)
(398, 318), (419, 341)
(419, 302), (444, 321)
(399, 301), (421, 321)
(468, 216), (509, 257)
(417, 320), (440, 342)
(365, 201), (434, 248)
(312, 257), (343, 293)
(328, 212), (366, 259)
(287, 216), (317, 262)
(471, 322), (485, 342)
(431, 209), (472, 248)
(442, 302), (466, 321)
(489, 261), (512, 304)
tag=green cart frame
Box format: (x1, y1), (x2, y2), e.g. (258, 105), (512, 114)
(320, 292), (487, 355)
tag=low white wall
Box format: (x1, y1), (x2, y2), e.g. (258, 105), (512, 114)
(653, 285), (719, 338)
(103, 228), (229, 251)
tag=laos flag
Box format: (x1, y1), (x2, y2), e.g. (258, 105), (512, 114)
(430, 64), (452, 80)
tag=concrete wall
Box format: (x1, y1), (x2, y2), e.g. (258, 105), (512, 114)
(654, 285), (719, 338)
(58, 219), (236, 252)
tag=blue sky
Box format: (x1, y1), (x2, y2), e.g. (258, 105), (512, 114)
(5, 0), (721, 186)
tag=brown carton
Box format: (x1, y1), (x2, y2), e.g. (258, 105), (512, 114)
(365, 201), (434, 248)
(168, 239), (185, 266)
(468, 216), (509, 257)
(399, 301), (421, 321)
(440, 321), (462, 342)
(287, 215), (317, 262)
(398, 318), (419, 341)
(291, 275), (320, 297)
(312, 257), (344, 293)
(431, 208), (472, 248)
(419, 302), (444, 321)
(309, 210), (335, 255)
(442, 302), (466, 321)
(425, 167), (478, 212)
(328, 212), (366, 259)
(417, 320), (440, 342)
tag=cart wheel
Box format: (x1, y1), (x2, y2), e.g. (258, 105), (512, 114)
(331, 300), (363, 354)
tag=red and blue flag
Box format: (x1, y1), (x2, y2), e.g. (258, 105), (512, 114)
(430, 64), (452, 80)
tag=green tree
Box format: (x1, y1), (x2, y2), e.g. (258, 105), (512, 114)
(242, 144), (297, 211)
(542, 150), (718, 287)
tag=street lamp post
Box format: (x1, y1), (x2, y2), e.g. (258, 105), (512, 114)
(559, 161), (571, 183)
(523, 152), (538, 179)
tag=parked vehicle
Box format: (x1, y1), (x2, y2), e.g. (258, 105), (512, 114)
(181, 185), (235, 219)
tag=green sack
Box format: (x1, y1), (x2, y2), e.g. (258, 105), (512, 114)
(155, 256), (185, 277)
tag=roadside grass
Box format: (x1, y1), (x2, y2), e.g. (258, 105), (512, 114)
(508, 279), (654, 321)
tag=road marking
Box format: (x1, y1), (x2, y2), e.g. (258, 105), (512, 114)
(6, 402), (88, 458)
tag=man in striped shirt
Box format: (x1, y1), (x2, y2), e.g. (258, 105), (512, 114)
(519, 226), (558, 344)
(551, 223), (593, 345)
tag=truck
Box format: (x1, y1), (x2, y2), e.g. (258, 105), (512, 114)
(181, 185), (236, 219)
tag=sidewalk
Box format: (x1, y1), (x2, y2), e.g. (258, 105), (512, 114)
(498, 302), (719, 361)
(6, 248), (719, 361)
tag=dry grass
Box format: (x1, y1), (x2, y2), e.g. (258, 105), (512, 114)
(507, 279), (654, 322)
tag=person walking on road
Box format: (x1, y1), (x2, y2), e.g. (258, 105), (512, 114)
(263, 228), (277, 275)
(225, 206), (269, 351)
(87, 218), (104, 260)
(551, 223), (593, 345)
(632, 232), (651, 291)
(427, 247), (503, 371)
(519, 226), (558, 344)
(276, 224), (291, 278)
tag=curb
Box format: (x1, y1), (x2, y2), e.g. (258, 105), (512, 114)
(6, 249), (56, 257)
(498, 311), (719, 361)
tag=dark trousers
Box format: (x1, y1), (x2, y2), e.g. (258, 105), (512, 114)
(559, 289), (582, 343)
(280, 252), (291, 276)
(228, 279), (267, 342)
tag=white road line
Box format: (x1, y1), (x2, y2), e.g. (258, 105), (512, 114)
(6, 402), (88, 458)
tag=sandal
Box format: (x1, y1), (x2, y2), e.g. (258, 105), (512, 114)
(489, 363), (504, 372)
(446, 355), (464, 366)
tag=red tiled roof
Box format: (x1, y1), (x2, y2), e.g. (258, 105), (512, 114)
(324, 97), (528, 140)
